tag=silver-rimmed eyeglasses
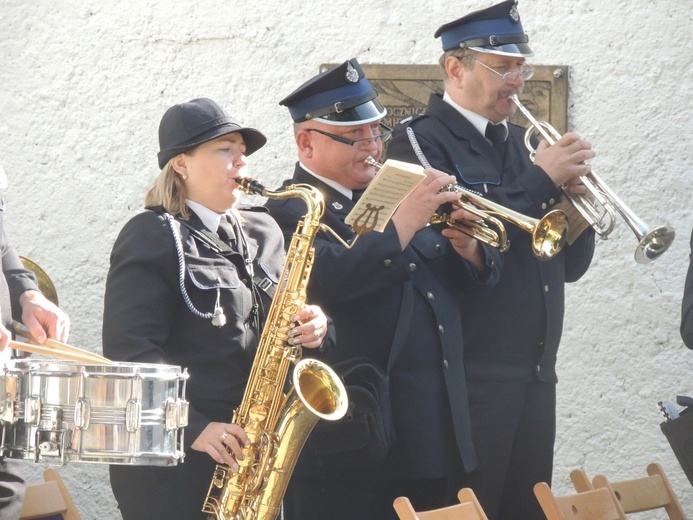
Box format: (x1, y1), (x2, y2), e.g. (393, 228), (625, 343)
(474, 59), (534, 84)
(305, 123), (393, 147)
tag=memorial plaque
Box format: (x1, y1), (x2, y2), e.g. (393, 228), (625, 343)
(320, 63), (569, 134)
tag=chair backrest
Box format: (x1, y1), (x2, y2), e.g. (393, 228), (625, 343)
(592, 463), (686, 520)
(20, 469), (81, 520)
(570, 463), (685, 520)
(392, 487), (489, 520)
(570, 469), (593, 493)
(534, 481), (627, 520)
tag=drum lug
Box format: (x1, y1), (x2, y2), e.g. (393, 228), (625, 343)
(25, 395), (42, 426)
(125, 398), (141, 432)
(1, 374), (20, 423)
(1, 398), (18, 424)
(74, 397), (91, 430)
(34, 428), (69, 465)
(165, 399), (189, 431)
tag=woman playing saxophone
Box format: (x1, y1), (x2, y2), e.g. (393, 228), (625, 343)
(102, 98), (332, 520)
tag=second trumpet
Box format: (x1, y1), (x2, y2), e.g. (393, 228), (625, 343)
(365, 157), (569, 260)
(436, 183), (569, 261)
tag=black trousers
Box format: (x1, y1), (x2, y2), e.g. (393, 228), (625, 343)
(0, 458), (24, 520)
(283, 468), (467, 520)
(110, 450), (216, 520)
(461, 380), (556, 520)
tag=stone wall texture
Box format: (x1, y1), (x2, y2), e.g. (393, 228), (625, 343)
(1, 0), (691, 517)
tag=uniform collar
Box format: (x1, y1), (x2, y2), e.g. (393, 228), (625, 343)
(185, 199), (223, 233)
(299, 161), (354, 200)
(442, 91), (508, 141)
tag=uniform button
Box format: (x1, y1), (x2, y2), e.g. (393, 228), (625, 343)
(549, 198), (555, 205)
(438, 325), (444, 334)
(536, 365), (541, 373)
(242, 278), (249, 286)
(427, 292), (435, 301)
(544, 285), (549, 292)
(539, 341), (545, 347)
(434, 244), (441, 252)
(443, 360), (449, 370)
(383, 259), (392, 267)
(541, 202), (547, 210)
(409, 263), (417, 272)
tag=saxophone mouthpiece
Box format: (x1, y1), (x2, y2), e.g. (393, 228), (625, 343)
(235, 176), (267, 196)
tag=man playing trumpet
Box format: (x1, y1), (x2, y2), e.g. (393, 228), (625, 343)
(386, 1), (596, 519)
(266, 58), (502, 519)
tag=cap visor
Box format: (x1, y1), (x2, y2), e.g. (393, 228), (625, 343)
(314, 99), (387, 126)
(471, 42), (534, 58)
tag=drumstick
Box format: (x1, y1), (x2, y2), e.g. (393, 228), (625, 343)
(11, 321), (113, 364)
(8, 340), (113, 364)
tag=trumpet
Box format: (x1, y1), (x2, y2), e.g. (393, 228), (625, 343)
(510, 94), (675, 264)
(365, 157), (569, 260)
(436, 183), (569, 261)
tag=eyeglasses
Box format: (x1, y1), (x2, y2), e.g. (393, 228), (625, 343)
(474, 59), (534, 83)
(305, 123), (393, 147)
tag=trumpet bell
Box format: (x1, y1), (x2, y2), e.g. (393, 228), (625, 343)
(634, 225), (675, 264)
(532, 209), (569, 261)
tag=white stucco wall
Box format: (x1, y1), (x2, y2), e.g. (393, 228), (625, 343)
(1, 0), (691, 518)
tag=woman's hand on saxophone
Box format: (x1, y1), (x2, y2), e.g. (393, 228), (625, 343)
(192, 422), (249, 469)
(289, 304), (329, 349)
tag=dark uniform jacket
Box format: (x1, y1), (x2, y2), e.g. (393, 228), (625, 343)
(0, 200), (39, 330)
(682, 229), (693, 349)
(102, 205), (287, 520)
(0, 199), (40, 518)
(266, 164), (502, 478)
(386, 93), (595, 383)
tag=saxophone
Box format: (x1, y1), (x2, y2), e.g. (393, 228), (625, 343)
(202, 178), (348, 520)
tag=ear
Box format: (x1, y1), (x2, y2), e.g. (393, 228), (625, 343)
(296, 129), (314, 159)
(171, 154), (187, 176)
(445, 56), (466, 88)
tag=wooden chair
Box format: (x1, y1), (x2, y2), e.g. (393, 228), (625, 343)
(393, 487), (489, 520)
(534, 481), (627, 520)
(20, 468), (81, 520)
(570, 463), (685, 520)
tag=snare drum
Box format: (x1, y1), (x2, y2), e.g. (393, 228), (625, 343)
(0, 360), (189, 466)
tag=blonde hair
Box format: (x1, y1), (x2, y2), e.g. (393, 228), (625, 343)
(144, 160), (191, 219)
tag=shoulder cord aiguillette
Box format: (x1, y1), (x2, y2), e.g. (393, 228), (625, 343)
(165, 213), (227, 327)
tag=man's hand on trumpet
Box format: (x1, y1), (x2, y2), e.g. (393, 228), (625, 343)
(442, 204), (488, 273)
(392, 167), (459, 249)
(533, 132), (596, 188)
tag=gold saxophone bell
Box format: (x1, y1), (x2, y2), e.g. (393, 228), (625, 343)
(366, 157), (569, 260)
(510, 94), (675, 264)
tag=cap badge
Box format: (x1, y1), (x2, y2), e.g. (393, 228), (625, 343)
(345, 62), (360, 83)
(509, 5), (520, 22)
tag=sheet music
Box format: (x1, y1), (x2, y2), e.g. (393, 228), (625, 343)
(345, 159), (425, 235)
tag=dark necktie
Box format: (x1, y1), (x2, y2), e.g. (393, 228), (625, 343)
(216, 215), (237, 247)
(352, 189), (365, 202)
(485, 122), (507, 159)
